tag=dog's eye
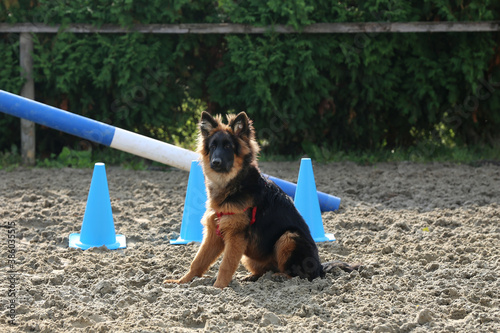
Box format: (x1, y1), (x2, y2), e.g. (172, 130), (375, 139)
(224, 143), (232, 149)
(209, 144), (216, 150)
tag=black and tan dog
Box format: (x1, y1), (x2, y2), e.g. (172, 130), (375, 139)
(165, 111), (359, 289)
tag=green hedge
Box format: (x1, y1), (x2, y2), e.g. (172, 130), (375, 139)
(0, 33), (23, 151)
(1, 0), (499, 157)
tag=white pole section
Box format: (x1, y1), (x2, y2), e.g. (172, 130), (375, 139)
(110, 128), (198, 171)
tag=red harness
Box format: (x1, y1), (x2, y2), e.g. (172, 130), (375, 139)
(215, 206), (257, 239)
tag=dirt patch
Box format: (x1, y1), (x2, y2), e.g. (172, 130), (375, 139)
(1, 161), (499, 332)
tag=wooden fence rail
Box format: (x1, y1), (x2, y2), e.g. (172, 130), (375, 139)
(1, 21), (500, 34)
(1, 21), (499, 165)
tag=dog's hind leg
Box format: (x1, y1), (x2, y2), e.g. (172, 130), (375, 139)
(241, 256), (276, 282)
(275, 231), (324, 280)
(274, 231), (299, 276)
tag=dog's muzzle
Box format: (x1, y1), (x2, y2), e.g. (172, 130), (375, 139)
(210, 157), (225, 172)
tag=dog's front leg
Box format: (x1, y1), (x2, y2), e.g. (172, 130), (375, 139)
(213, 234), (247, 289)
(165, 218), (224, 285)
(179, 231), (224, 283)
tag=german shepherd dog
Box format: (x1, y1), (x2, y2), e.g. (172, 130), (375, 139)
(165, 111), (359, 289)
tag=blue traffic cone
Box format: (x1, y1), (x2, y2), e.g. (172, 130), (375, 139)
(294, 158), (336, 242)
(69, 163), (126, 250)
(170, 160), (207, 244)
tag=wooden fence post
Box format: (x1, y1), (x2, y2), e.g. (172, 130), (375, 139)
(20, 32), (35, 166)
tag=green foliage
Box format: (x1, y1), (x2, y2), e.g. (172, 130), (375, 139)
(35, 146), (156, 169)
(0, 144), (21, 170)
(297, 141), (500, 165)
(0, 34), (24, 151)
(1, 0), (221, 157)
(34, 144), (120, 169)
(37, 146), (94, 168)
(211, 0), (500, 153)
(1, 0), (499, 161)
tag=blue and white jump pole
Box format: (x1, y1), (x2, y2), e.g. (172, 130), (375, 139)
(0, 90), (340, 211)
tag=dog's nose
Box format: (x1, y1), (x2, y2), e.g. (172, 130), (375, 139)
(211, 158), (222, 167)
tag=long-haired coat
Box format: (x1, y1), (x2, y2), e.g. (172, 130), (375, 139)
(165, 111), (359, 288)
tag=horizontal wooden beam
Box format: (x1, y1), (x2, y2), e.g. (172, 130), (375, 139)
(0, 21), (499, 34)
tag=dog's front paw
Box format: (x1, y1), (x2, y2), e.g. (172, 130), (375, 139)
(164, 274), (194, 285)
(213, 280), (230, 289)
(212, 282), (227, 289)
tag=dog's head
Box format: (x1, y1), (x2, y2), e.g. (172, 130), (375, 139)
(197, 111), (259, 184)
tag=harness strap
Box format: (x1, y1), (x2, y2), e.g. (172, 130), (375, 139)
(246, 206), (257, 225)
(215, 206), (257, 239)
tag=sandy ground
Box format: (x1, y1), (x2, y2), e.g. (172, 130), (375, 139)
(0, 161), (499, 332)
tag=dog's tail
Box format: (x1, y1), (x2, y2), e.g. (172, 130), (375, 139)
(322, 260), (362, 274)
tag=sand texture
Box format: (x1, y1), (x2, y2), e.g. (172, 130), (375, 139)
(0, 161), (499, 332)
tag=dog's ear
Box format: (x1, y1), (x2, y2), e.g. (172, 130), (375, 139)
(229, 112), (250, 138)
(200, 111), (218, 137)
